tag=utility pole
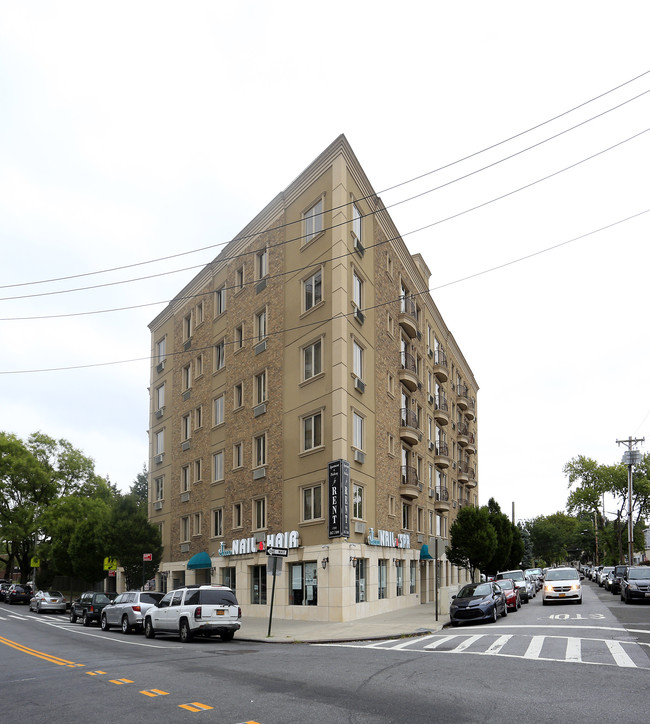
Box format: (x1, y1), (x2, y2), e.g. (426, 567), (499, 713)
(616, 436), (644, 565)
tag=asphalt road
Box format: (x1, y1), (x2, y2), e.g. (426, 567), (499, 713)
(1, 579), (648, 723)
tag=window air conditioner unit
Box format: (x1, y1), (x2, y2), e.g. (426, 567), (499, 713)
(154, 454), (164, 464)
(352, 233), (365, 257)
(182, 390), (191, 401)
(427, 347), (433, 358)
(428, 488), (434, 497)
(451, 422), (456, 430)
(183, 340), (192, 352)
(253, 403), (267, 417)
(428, 441), (434, 452)
(354, 377), (366, 393)
(180, 543), (190, 553)
(354, 521), (366, 534)
(256, 278), (267, 294)
(181, 440), (191, 451)
(252, 467), (267, 480)
(416, 331), (422, 341)
(155, 408), (164, 419)
(156, 360), (165, 373)
(453, 500), (457, 508)
(353, 307), (365, 325)
(353, 449), (366, 464)
(254, 339), (267, 355)
(180, 491), (190, 503)
(428, 394), (434, 405)
(452, 461), (456, 469)
(417, 534), (424, 543)
(153, 501), (163, 511)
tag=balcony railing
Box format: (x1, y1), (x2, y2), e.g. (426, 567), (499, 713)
(434, 395), (448, 412)
(434, 347), (447, 367)
(401, 465), (419, 486)
(400, 408), (419, 430)
(435, 440), (449, 457)
(435, 485), (449, 502)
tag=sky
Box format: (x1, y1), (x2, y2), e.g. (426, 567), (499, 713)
(1, 1), (649, 522)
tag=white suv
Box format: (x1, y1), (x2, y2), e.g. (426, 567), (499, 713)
(144, 584), (241, 642)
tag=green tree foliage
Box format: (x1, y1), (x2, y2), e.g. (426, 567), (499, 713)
(484, 498), (514, 574)
(525, 513), (580, 565)
(508, 524), (525, 569)
(447, 505), (497, 581)
(105, 494), (162, 590)
(130, 465), (149, 509)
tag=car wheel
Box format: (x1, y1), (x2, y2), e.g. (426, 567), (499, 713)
(517, 596), (521, 609)
(101, 614), (110, 631)
(501, 603), (508, 617)
(179, 619), (193, 643)
(144, 618), (155, 639)
(69, 610), (77, 623)
(82, 611), (90, 627)
(37, 603), (42, 614)
(576, 597), (582, 605)
(121, 616), (132, 635)
(220, 631), (235, 642)
(490, 606), (498, 623)
(451, 620), (460, 627)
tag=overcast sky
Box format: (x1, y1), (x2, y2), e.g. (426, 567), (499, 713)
(1, 2), (648, 522)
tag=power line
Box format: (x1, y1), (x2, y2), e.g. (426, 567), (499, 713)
(2, 121), (648, 307)
(1, 207), (646, 374)
(1, 70), (648, 292)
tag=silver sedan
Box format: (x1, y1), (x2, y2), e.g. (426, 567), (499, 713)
(29, 590), (67, 614)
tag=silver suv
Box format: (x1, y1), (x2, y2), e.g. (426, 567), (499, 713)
(144, 584), (241, 643)
(101, 591), (164, 634)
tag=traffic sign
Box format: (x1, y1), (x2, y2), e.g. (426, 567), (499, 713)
(266, 546), (288, 557)
(143, 553), (153, 562)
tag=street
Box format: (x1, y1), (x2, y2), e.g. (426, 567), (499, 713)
(1, 579), (648, 723)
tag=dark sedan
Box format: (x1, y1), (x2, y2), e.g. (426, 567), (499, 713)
(620, 566), (650, 603)
(450, 582), (508, 626)
(6, 584), (33, 605)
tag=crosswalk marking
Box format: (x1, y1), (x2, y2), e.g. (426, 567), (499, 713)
(452, 634), (484, 652)
(605, 639), (636, 668)
(486, 635), (512, 654)
(423, 635), (458, 650)
(523, 635), (545, 659)
(565, 637), (581, 662)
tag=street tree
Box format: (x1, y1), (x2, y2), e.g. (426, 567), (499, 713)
(447, 505), (497, 581)
(484, 498), (513, 574)
(526, 513), (579, 565)
(130, 465), (149, 509)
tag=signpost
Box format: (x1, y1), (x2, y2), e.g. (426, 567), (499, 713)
(266, 546), (288, 637)
(142, 553), (152, 589)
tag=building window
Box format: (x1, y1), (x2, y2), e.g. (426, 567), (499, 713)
(232, 502), (242, 529)
(215, 285), (227, 316)
(256, 248), (268, 280)
(155, 383), (165, 411)
(289, 561), (318, 606)
(396, 561), (404, 596)
(303, 339), (322, 381)
(235, 324), (244, 350)
(181, 465), (190, 492)
(254, 433), (267, 468)
(194, 458), (202, 483)
(355, 559), (366, 602)
(253, 497), (266, 530)
(196, 301), (204, 326)
(182, 364), (191, 391)
(353, 340), (363, 380)
(212, 508), (223, 538)
(352, 271), (363, 308)
(154, 476), (164, 501)
(387, 433), (395, 456)
(251, 565), (267, 604)
(387, 312), (394, 336)
(302, 411), (322, 452)
(182, 414), (191, 442)
(378, 559), (387, 600)
(410, 561), (417, 594)
(193, 512), (201, 536)
(417, 506), (424, 533)
(155, 336), (166, 363)
(387, 372), (394, 396)
(352, 201), (361, 242)
(388, 495), (396, 517)
(213, 451), (224, 482)
(195, 353), (204, 378)
(214, 340), (225, 371)
(402, 502), (411, 530)
(233, 442), (243, 469)
(155, 429), (164, 455)
(183, 313), (192, 340)
(181, 516), (190, 542)
(213, 394), (225, 426)
(194, 406), (203, 430)
(303, 268), (322, 311)
(234, 382), (244, 409)
(235, 265), (245, 291)
(303, 198), (323, 243)
(386, 252), (393, 277)
(353, 483), (364, 519)
(255, 370), (267, 405)
(352, 411), (364, 451)
(255, 308), (267, 342)
(222, 566), (236, 590)
(302, 484), (322, 521)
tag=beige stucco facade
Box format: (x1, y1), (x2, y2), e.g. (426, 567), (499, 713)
(148, 135), (478, 622)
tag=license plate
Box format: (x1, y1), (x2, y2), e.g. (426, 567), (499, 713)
(216, 609), (224, 615)
(559, 593), (565, 597)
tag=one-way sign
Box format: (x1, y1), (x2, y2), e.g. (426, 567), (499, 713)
(266, 546), (288, 557)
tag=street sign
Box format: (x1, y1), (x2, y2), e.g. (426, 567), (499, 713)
(103, 556), (118, 571)
(143, 553), (153, 561)
(266, 546), (288, 557)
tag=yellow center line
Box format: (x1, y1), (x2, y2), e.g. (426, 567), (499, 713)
(0, 635), (81, 667)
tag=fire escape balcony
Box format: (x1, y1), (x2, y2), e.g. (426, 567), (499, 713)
(433, 348), (448, 383)
(398, 296), (419, 339)
(400, 465), (422, 500)
(398, 351), (419, 392)
(433, 395), (449, 426)
(399, 408), (421, 446)
(433, 485), (450, 511)
(435, 440), (450, 469)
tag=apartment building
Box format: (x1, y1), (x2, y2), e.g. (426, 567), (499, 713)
(148, 135), (478, 622)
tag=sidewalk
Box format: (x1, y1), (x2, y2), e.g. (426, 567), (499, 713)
(237, 603), (449, 644)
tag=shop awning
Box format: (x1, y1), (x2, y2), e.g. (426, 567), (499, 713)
(419, 544), (434, 561)
(187, 552), (212, 570)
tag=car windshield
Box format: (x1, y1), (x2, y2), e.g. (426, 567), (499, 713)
(496, 580), (514, 590)
(44, 591), (63, 597)
(499, 571), (523, 581)
(629, 569), (650, 580)
(458, 583), (492, 598)
(545, 569), (579, 581)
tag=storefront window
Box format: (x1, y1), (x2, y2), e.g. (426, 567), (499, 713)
(222, 567), (236, 592)
(251, 564), (267, 604)
(355, 559), (366, 603)
(290, 562), (318, 605)
(410, 561), (417, 594)
(378, 559), (387, 600)
(396, 560), (404, 596)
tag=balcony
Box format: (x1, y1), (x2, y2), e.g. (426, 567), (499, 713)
(433, 485), (450, 511)
(435, 440), (450, 469)
(399, 408), (420, 446)
(466, 432), (476, 455)
(465, 397), (476, 421)
(465, 465), (477, 488)
(400, 465), (422, 499)
(433, 348), (448, 383)
(433, 395), (449, 426)
(458, 461), (475, 484)
(458, 496), (471, 508)
(398, 296), (419, 339)
(456, 384), (469, 410)
(457, 423), (469, 447)
(398, 351), (419, 392)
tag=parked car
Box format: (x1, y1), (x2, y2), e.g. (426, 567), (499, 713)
(6, 584), (32, 605)
(0, 582), (12, 602)
(591, 566), (603, 582)
(495, 570), (529, 603)
(524, 574), (537, 598)
(542, 567), (582, 605)
(619, 566), (650, 604)
(144, 584), (241, 642)
(29, 590), (66, 614)
(597, 566), (614, 587)
(604, 569), (615, 591)
(524, 568), (543, 591)
(101, 591), (164, 634)
(610, 565), (627, 595)
(69, 591), (113, 626)
(450, 582), (508, 626)
(495, 578), (521, 612)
